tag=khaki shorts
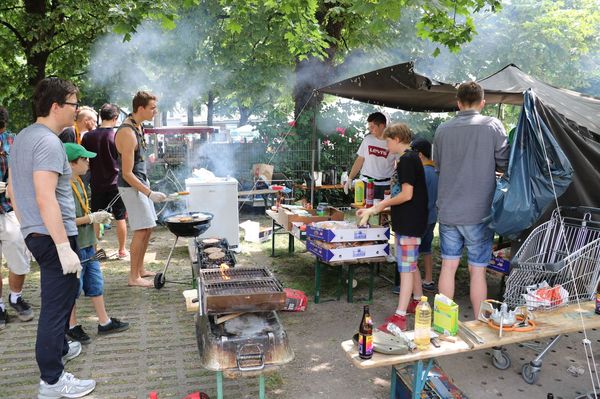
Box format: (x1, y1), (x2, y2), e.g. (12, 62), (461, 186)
(0, 211), (31, 275)
(118, 186), (157, 231)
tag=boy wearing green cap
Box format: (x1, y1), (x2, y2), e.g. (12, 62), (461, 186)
(64, 143), (129, 344)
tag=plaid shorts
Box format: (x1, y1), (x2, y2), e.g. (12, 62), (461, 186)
(396, 236), (421, 273)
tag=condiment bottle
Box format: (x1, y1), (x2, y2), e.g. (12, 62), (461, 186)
(358, 305), (373, 359)
(414, 296), (432, 351)
(354, 180), (365, 206)
(365, 179), (374, 208)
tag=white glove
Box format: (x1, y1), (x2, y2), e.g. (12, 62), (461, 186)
(148, 191), (167, 203)
(0, 181), (6, 194)
(88, 211), (113, 225)
(55, 242), (82, 275)
(356, 208), (377, 226)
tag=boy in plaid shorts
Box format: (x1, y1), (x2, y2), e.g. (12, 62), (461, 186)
(357, 123), (428, 331)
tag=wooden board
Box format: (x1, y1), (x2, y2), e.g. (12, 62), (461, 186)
(341, 301), (600, 369)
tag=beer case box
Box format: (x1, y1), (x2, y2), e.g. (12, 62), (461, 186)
(306, 239), (389, 262)
(393, 362), (468, 398)
(488, 255), (510, 274)
(306, 222), (390, 243)
(275, 207), (344, 231)
(432, 294), (459, 336)
(282, 288), (307, 312)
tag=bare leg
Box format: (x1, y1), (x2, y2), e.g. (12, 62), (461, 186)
(438, 258), (460, 299)
(139, 229), (155, 277)
(90, 296), (110, 325)
(412, 268), (423, 298)
(69, 304), (78, 327)
(396, 271), (414, 313)
(116, 220), (127, 255)
(469, 265), (487, 319)
(8, 271), (25, 293)
(128, 228), (153, 287)
(422, 253), (434, 283)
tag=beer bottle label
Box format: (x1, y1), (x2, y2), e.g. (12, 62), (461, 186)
(358, 333), (373, 357)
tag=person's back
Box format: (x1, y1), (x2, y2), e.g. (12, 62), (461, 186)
(82, 127), (119, 192)
(434, 111), (508, 225)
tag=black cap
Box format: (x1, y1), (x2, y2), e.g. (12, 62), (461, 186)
(411, 137), (432, 159)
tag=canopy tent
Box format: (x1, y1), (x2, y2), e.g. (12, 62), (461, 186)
(317, 61), (600, 208)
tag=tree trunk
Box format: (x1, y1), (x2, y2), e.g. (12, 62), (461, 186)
(26, 51), (50, 121)
(207, 91), (214, 126)
(239, 105), (251, 127)
(187, 103), (194, 126)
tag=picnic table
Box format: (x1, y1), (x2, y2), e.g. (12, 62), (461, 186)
(341, 301), (600, 398)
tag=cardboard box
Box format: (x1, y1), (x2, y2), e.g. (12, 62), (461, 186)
(433, 294), (459, 336)
(239, 220), (273, 243)
(307, 239), (389, 262)
(393, 362), (468, 398)
(307, 222), (390, 243)
(290, 222), (307, 240)
(488, 255), (510, 274)
(282, 288), (307, 312)
(276, 206), (344, 231)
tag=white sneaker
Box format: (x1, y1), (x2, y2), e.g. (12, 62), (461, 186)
(62, 341), (82, 365)
(38, 372), (96, 398)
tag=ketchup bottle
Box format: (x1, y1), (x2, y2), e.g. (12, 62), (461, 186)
(365, 179), (374, 208)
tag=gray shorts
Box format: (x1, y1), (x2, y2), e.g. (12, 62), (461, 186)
(118, 186), (157, 231)
(0, 211), (31, 275)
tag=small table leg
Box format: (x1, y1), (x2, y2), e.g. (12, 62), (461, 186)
(314, 259), (321, 304)
(336, 265), (343, 300)
(412, 359), (434, 399)
(390, 366), (397, 399)
(368, 264), (375, 302)
(259, 374), (265, 399)
(347, 265), (355, 303)
(216, 371), (223, 399)
(288, 233), (295, 253)
(271, 218), (276, 257)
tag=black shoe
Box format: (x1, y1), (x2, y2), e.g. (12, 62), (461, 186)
(98, 317), (130, 335)
(9, 296), (34, 322)
(67, 325), (92, 345)
(0, 308), (7, 330)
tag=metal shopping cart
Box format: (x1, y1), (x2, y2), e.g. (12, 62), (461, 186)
(491, 206), (600, 383)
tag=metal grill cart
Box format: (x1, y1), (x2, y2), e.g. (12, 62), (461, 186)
(492, 206), (600, 383)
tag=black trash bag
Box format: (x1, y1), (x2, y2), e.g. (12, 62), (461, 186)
(490, 89), (573, 238)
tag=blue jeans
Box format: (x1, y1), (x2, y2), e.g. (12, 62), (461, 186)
(25, 234), (79, 385)
(419, 223), (436, 254)
(439, 222), (493, 267)
(77, 246), (104, 297)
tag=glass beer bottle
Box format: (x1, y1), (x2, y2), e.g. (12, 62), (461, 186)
(358, 305), (373, 359)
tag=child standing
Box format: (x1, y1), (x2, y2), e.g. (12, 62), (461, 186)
(357, 124), (428, 331)
(64, 143), (129, 344)
(410, 137), (438, 292)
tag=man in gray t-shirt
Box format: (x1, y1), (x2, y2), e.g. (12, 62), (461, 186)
(433, 81), (509, 319)
(8, 77), (96, 397)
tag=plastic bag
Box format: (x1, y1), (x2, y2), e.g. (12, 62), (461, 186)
(490, 89), (573, 238)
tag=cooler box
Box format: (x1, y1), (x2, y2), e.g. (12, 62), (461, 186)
(186, 177), (240, 249)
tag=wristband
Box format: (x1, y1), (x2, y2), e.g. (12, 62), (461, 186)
(146, 190), (151, 197)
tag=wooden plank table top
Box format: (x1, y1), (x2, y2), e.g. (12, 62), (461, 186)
(238, 189), (279, 196)
(341, 301), (599, 369)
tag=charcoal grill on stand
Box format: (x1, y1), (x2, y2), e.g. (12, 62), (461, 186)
(194, 265), (293, 399)
(154, 212), (213, 289)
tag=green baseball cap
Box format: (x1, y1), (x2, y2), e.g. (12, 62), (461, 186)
(64, 143), (97, 162)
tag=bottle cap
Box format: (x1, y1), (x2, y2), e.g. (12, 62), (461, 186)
(421, 296), (428, 302)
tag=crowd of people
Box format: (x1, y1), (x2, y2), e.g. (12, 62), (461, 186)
(1, 77), (167, 398)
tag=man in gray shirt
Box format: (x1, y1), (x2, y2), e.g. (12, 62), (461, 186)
(8, 77), (96, 398)
(433, 81), (509, 319)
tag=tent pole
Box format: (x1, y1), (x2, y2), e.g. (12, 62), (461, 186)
(497, 103), (503, 121)
(310, 91), (317, 206)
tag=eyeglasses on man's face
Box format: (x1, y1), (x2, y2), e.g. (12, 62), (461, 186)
(63, 101), (80, 110)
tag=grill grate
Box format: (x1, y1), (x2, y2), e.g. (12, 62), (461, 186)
(204, 279), (283, 295)
(201, 267), (272, 282)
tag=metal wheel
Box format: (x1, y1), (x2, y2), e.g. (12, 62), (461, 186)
(154, 272), (166, 289)
(521, 363), (540, 384)
(492, 350), (511, 370)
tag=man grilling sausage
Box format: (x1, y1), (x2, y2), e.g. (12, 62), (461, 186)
(115, 91), (166, 287)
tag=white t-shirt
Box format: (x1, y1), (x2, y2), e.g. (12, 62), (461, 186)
(357, 134), (396, 184)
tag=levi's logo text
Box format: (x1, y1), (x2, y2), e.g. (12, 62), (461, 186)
(368, 145), (389, 158)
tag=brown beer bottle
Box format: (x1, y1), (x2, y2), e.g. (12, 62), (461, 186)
(358, 305), (373, 359)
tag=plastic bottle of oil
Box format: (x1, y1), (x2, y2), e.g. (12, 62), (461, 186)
(414, 296), (431, 351)
(354, 180), (365, 206)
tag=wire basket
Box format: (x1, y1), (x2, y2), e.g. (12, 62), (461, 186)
(503, 207), (600, 310)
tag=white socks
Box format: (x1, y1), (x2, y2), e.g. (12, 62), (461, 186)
(9, 291), (22, 304)
(395, 310), (407, 316)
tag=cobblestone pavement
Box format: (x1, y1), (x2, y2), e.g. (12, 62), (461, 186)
(0, 230), (262, 399)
